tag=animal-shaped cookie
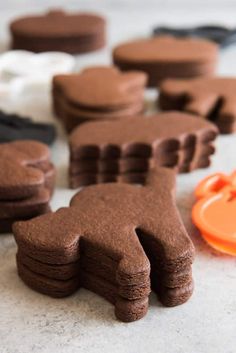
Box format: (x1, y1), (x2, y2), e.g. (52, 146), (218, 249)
(53, 66), (147, 131)
(192, 171), (236, 256)
(10, 10), (106, 53)
(159, 77), (236, 133)
(14, 168), (194, 322)
(113, 36), (218, 86)
(69, 112), (218, 188)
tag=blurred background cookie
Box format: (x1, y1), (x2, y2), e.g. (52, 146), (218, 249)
(113, 36), (219, 87)
(9, 9), (106, 53)
(159, 77), (236, 134)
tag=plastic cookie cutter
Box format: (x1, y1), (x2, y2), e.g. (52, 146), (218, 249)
(153, 25), (236, 48)
(192, 171), (236, 256)
(0, 50), (76, 97)
(0, 50), (75, 80)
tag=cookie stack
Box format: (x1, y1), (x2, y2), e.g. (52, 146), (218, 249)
(0, 140), (55, 233)
(146, 240), (194, 307)
(68, 112), (218, 188)
(13, 168), (194, 322)
(15, 207), (151, 319)
(113, 36), (219, 87)
(10, 10), (106, 53)
(14, 201), (151, 322)
(159, 77), (236, 134)
(52, 66), (147, 132)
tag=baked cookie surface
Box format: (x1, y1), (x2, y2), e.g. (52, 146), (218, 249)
(159, 77), (236, 133)
(14, 168), (194, 322)
(113, 36), (218, 86)
(10, 10), (106, 53)
(69, 112), (218, 187)
(53, 66), (147, 131)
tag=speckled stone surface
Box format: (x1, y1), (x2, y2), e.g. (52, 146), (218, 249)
(0, 2), (236, 353)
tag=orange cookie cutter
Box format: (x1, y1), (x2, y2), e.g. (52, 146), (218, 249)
(192, 171), (236, 256)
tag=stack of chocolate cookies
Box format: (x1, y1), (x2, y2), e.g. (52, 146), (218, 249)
(113, 36), (219, 87)
(10, 10), (106, 53)
(0, 140), (55, 233)
(68, 112), (218, 188)
(159, 77), (236, 134)
(52, 66), (147, 132)
(13, 168), (194, 322)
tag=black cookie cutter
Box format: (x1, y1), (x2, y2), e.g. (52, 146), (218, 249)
(153, 25), (236, 47)
(0, 110), (56, 145)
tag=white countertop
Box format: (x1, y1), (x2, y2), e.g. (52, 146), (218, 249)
(0, 2), (236, 353)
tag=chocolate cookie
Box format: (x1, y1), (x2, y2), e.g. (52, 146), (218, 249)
(113, 36), (218, 87)
(0, 110), (56, 144)
(13, 168), (194, 322)
(53, 66), (147, 132)
(0, 140), (55, 233)
(10, 9), (106, 53)
(69, 112), (218, 188)
(159, 77), (236, 134)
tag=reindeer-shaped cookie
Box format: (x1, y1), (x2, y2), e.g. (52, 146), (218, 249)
(14, 168), (194, 322)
